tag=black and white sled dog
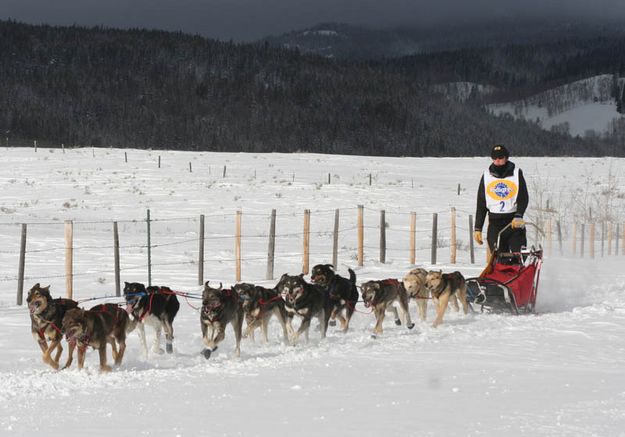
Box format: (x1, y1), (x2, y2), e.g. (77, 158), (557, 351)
(123, 282), (180, 356)
(275, 273), (332, 344)
(201, 281), (244, 359)
(232, 282), (289, 344)
(310, 264), (359, 332)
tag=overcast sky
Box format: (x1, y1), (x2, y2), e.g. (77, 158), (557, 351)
(2, 0), (625, 41)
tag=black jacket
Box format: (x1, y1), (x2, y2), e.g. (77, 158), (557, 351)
(475, 160), (528, 231)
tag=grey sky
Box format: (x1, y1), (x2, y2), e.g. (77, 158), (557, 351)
(2, 0), (625, 41)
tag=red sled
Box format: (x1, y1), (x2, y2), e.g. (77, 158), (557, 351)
(466, 223), (543, 314)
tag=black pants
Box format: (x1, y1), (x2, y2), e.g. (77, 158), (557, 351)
(487, 219), (527, 253)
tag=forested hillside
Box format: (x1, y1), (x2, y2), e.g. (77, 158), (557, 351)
(0, 20), (609, 156)
(388, 37), (625, 103)
(266, 20), (625, 61)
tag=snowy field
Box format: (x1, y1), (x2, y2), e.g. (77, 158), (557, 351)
(0, 147), (624, 437)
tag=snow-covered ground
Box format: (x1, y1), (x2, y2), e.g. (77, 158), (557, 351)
(0, 148), (624, 437)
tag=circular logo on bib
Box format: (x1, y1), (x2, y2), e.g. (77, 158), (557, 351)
(486, 180), (517, 201)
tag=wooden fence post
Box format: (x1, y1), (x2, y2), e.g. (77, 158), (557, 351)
(189, 162), (192, 173)
(468, 215), (475, 264)
(16, 224), (27, 305)
(34, 140), (37, 152)
(235, 210), (242, 282)
(65, 220), (73, 299)
(590, 223), (595, 259)
(198, 214), (205, 285)
(450, 207), (457, 264)
(379, 210), (386, 263)
(113, 222), (120, 296)
(557, 220), (563, 256)
(581, 224), (585, 258)
(158, 155), (161, 168)
(332, 209), (339, 268)
(147, 209), (152, 286)
(409, 212), (416, 265)
(608, 222), (613, 256)
(223, 165), (227, 178)
(302, 209), (310, 275)
(124, 151), (127, 163)
(266, 209), (276, 280)
(431, 213), (438, 265)
(572, 223), (577, 256)
(357, 205), (364, 266)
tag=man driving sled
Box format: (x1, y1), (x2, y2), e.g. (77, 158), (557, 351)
(473, 145), (528, 253)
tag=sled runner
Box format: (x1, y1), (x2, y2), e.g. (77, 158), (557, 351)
(466, 223), (543, 314)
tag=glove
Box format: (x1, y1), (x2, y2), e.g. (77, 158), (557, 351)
(473, 231), (483, 245)
(511, 217), (525, 229)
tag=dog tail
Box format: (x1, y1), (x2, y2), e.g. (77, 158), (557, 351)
(348, 268), (356, 284)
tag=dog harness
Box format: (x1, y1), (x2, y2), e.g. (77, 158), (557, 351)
(364, 279), (402, 307)
(429, 275), (458, 299)
(202, 289), (238, 323)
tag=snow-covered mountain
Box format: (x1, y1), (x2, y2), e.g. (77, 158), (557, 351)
(488, 75), (625, 137)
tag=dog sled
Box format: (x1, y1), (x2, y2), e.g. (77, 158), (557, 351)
(466, 223), (543, 314)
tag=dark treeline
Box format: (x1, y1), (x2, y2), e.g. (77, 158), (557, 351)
(387, 37), (625, 102)
(0, 20), (609, 156)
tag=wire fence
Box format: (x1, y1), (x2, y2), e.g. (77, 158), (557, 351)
(2, 206), (482, 302)
(3, 204), (623, 306)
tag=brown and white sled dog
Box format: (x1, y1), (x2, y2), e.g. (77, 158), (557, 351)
(275, 273), (331, 345)
(424, 271), (469, 327)
(233, 283), (289, 344)
(26, 283), (78, 370)
(402, 268), (430, 322)
(201, 282), (244, 359)
(123, 282), (180, 357)
(360, 279), (414, 338)
(62, 303), (134, 371)
(310, 264), (359, 333)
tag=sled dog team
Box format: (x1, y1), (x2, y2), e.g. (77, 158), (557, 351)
(26, 264), (469, 371)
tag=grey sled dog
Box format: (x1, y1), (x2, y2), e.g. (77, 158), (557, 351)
(201, 281), (244, 359)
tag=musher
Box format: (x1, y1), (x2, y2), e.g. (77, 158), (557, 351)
(473, 144), (528, 253)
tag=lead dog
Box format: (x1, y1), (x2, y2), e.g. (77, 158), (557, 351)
(26, 283), (78, 370)
(402, 268), (430, 322)
(123, 282), (180, 356)
(424, 270), (469, 327)
(275, 273), (331, 344)
(310, 264), (359, 333)
(360, 279), (414, 338)
(233, 282), (289, 344)
(62, 303), (133, 371)
(201, 282), (244, 359)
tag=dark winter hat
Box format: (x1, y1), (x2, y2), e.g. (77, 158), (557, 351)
(490, 144), (509, 159)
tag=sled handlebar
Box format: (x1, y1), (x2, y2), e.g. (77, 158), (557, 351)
(495, 221), (544, 252)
